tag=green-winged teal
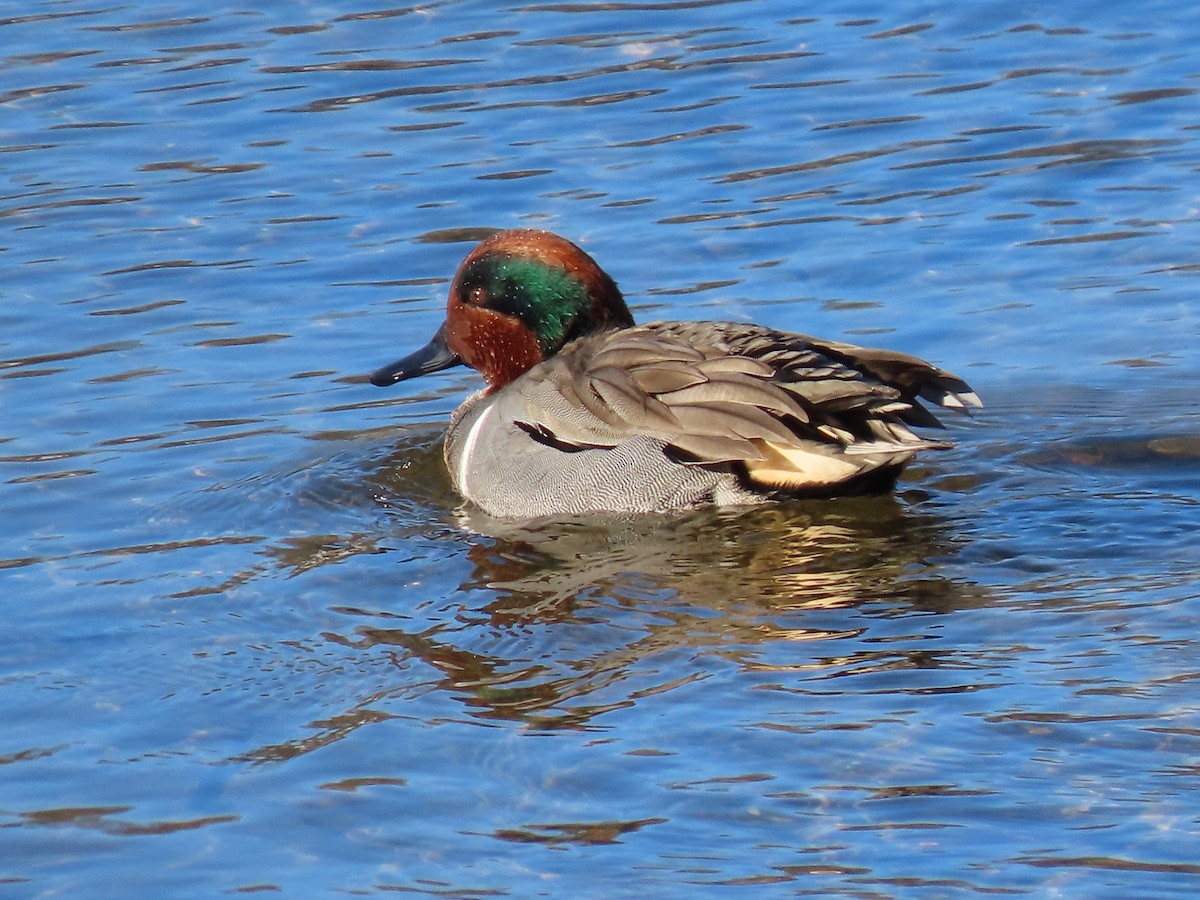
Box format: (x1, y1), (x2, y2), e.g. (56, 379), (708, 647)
(371, 229), (980, 518)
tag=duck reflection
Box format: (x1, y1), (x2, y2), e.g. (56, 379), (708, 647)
(237, 433), (988, 761)
(453, 498), (974, 620)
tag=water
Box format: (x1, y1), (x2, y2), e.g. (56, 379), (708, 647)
(3, 1), (1199, 896)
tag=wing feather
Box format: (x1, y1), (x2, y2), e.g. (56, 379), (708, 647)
(512, 320), (980, 493)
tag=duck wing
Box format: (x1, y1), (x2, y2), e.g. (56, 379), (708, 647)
(513, 321), (980, 493)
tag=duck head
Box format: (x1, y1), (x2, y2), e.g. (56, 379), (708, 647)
(370, 229), (634, 390)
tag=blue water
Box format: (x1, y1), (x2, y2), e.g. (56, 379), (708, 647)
(3, 1), (1200, 896)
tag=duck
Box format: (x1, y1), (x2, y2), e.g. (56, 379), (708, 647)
(370, 229), (981, 519)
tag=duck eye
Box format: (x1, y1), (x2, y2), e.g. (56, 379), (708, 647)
(466, 285), (488, 306)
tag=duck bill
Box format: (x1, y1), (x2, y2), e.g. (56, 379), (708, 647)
(369, 323), (464, 386)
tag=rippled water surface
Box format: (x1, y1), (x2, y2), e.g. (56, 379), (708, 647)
(3, 1), (1200, 896)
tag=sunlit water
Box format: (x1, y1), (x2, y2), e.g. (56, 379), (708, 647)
(3, 1), (1199, 896)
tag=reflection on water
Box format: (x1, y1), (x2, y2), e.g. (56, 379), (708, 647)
(247, 485), (991, 741)
(3, 0), (1200, 896)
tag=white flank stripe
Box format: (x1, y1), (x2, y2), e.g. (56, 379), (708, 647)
(456, 402), (495, 497)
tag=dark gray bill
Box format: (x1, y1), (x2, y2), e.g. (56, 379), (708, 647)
(369, 323), (464, 386)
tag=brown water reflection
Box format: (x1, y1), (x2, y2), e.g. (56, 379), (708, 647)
(452, 498), (983, 619)
(239, 458), (991, 755)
